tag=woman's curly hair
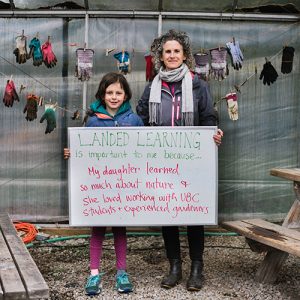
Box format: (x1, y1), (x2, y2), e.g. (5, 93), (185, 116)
(151, 29), (195, 71)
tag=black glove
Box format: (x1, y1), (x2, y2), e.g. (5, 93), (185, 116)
(281, 46), (295, 74)
(259, 61), (278, 85)
(23, 94), (38, 121)
(40, 108), (56, 134)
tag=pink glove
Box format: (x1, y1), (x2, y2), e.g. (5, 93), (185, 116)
(3, 80), (19, 107)
(225, 92), (238, 121)
(41, 41), (57, 68)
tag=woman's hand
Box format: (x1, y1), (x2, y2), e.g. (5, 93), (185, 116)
(213, 129), (223, 146)
(64, 148), (70, 159)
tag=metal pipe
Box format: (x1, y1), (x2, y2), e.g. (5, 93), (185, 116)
(82, 13), (89, 117)
(1, 10), (299, 22)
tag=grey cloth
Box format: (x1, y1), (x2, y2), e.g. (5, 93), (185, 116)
(149, 63), (194, 126)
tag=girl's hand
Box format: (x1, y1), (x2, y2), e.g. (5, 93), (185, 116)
(213, 129), (223, 146)
(64, 148), (70, 159)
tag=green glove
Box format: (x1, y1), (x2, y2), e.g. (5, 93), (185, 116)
(40, 108), (56, 134)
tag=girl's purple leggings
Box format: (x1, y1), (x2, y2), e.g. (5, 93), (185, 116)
(89, 226), (127, 270)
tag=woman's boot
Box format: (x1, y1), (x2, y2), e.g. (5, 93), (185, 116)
(186, 260), (204, 291)
(161, 259), (182, 289)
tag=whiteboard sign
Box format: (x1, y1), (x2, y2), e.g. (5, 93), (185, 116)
(68, 127), (218, 226)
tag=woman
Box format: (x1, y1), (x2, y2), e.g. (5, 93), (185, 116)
(136, 29), (223, 291)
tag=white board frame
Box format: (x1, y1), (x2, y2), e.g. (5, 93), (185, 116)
(68, 126), (218, 226)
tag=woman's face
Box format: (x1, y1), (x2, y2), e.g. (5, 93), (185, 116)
(104, 82), (126, 116)
(161, 40), (186, 70)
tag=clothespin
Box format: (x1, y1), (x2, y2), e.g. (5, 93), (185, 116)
(122, 48), (125, 54)
(234, 84), (241, 93)
(265, 57), (269, 62)
(47, 36), (50, 42)
(106, 48), (115, 56)
(38, 96), (44, 106)
(218, 45), (221, 51)
(9, 75), (13, 83)
(36, 32), (39, 39)
(21, 29), (24, 38)
(19, 84), (26, 94)
(84, 43), (86, 51)
(232, 37), (235, 45)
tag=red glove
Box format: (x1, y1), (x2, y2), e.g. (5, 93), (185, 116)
(41, 41), (57, 68)
(3, 80), (19, 107)
(144, 54), (156, 81)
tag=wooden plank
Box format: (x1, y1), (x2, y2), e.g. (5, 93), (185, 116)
(255, 249), (288, 283)
(270, 168), (300, 182)
(0, 218), (27, 300)
(282, 200), (300, 228)
(243, 219), (300, 242)
(0, 214), (49, 299)
(222, 219), (300, 257)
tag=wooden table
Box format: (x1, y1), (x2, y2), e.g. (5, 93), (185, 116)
(222, 168), (300, 283)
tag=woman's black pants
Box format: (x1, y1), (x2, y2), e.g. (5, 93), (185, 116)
(162, 225), (204, 261)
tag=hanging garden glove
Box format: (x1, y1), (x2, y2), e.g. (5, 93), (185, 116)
(114, 50), (131, 75)
(23, 94), (38, 121)
(13, 36), (28, 64)
(225, 92), (238, 121)
(3, 80), (19, 107)
(210, 47), (228, 81)
(281, 46), (295, 74)
(259, 61), (278, 85)
(28, 37), (43, 66)
(41, 41), (57, 68)
(144, 54), (156, 81)
(75, 48), (94, 81)
(226, 41), (244, 70)
(40, 108), (56, 134)
(194, 52), (210, 80)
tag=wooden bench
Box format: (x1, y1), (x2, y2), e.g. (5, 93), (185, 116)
(222, 168), (300, 284)
(0, 213), (49, 299)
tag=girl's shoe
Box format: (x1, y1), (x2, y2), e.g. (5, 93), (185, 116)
(85, 274), (102, 295)
(115, 272), (133, 293)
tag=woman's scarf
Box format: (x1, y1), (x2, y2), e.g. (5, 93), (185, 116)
(149, 63), (194, 126)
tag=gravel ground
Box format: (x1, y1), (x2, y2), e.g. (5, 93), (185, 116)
(29, 234), (300, 300)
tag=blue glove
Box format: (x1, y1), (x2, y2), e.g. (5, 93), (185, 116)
(28, 38), (43, 66)
(226, 41), (244, 70)
(114, 51), (131, 74)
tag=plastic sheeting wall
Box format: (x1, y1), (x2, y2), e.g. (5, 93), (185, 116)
(0, 17), (299, 222)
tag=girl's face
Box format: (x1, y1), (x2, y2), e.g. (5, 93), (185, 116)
(161, 40), (186, 70)
(104, 82), (126, 116)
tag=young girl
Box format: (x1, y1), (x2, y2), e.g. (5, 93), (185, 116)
(65, 72), (143, 295)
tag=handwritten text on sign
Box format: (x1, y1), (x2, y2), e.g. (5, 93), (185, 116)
(68, 127), (218, 226)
